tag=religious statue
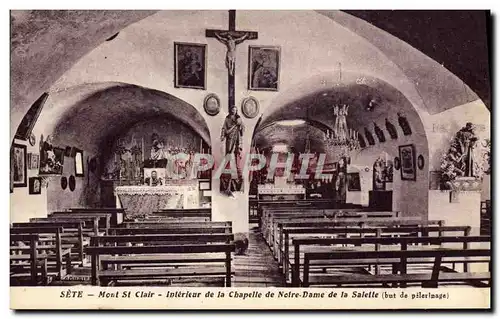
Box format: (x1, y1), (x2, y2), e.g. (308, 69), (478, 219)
(374, 122), (386, 143)
(373, 157), (386, 190)
(364, 127), (375, 145)
(397, 112), (412, 136)
(150, 133), (166, 160)
(220, 105), (245, 195)
(214, 31), (249, 76)
(440, 122), (480, 189)
(333, 104), (349, 142)
(385, 118), (398, 140)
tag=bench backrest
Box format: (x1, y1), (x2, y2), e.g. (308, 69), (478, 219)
(68, 208), (124, 226)
(122, 221), (232, 228)
(109, 226), (232, 235)
(92, 233), (234, 245)
(86, 243), (235, 255)
(277, 218), (443, 227)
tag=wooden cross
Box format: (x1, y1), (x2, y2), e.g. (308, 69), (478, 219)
(206, 10), (258, 111)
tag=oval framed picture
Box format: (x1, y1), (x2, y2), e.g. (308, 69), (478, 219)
(69, 175), (76, 191)
(241, 96), (260, 119)
(29, 133), (36, 146)
(203, 93), (220, 116)
(417, 154), (425, 170)
(394, 157), (401, 170)
(61, 176), (68, 190)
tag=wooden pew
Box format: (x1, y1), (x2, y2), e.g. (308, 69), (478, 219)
(302, 246), (491, 288)
(155, 208), (211, 220)
(265, 210), (398, 245)
(68, 207), (125, 226)
(296, 235), (490, 287)
(93, 233), (234, 270)
(285, 225), (470, 285)
(257, 199), (339, 228)
(122, 221), (232, 229)
(50, 212), (112, 234)
(273, 217), (443, 259)
(10, 234), (48, 286)
(262, 208), (367, 243)
(29, 216), (101, 235)
(86, 242), (235, 287)
(109, 225), (232, 235)
(12, 221), (88, 265)
(10, 227), (73, 282)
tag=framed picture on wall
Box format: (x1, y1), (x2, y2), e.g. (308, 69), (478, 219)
(347, 173), (361, 191)
(74, 149), (84, 177)
(11, 143), (27, 188)
(248, 46), (280, 91)
(39, 146), (65, 175)
(29, 177), (42, 195)
(399, 144), (416, 181)
(174, 42), (207, 90)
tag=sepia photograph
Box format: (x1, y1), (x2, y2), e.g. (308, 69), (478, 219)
(9, 9), (492, 310)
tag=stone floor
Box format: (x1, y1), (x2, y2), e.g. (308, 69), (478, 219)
(233, 224), (285, 287)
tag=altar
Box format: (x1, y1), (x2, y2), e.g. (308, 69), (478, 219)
(114, 181), (200, 218)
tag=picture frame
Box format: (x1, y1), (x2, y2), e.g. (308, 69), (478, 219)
(174, 42), (207, 90)
(28, 177), (42, 195)
(14, 92), (49, 141)
(248, 46), (280, 91)
(74, 149), (84, 177)
(39, 146), (65, 175)
(417, 154), (425, 170)
(60, 176), (68, 190)
(394, 157), (401, 170)
(68, 175), (76, 192)
(399, 144), (416, 181)
(203, 93), (220, 116)
(347, 172), (361, 191)
(28, 153), (40, 170)
(12, 143), (27, 188)
(241, 96), (260, 119)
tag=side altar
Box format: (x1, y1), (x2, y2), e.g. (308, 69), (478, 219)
(114, 180), (200, 218)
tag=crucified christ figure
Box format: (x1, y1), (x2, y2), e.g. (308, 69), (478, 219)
(214, 31), (249, 76)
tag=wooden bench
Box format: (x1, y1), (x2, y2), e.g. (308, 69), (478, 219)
(68, 207), (125, 226)
(302, 244), (491, 288)
(154, 208), (211, 220)
(262, 208), (369, 243)
(10, 227), (74, 282)
(282, 225), (472, 283)
(49, 212), (112, 234)
(86, 242), (235, 287)
(10, 234), (49, 286)
(109, 225), (232, 235)
(265, 210), (398, 246)
(30, 216), (101, 235)
(295, 235), (490, 286)
(122, 221), (232, 229)
(12, 221), (89, 264)
(273, 217), (444, 259)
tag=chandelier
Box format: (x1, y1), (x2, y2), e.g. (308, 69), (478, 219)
(324, 104), (361, 154)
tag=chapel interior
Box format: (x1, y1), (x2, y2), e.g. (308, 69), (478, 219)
(10, 10), (491, 288)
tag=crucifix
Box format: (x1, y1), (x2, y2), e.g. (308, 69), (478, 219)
(206, 10), (258, 111)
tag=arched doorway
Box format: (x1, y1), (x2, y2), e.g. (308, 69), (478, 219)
(19, 82), (212, 219)
(251, 72), (429, 218)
